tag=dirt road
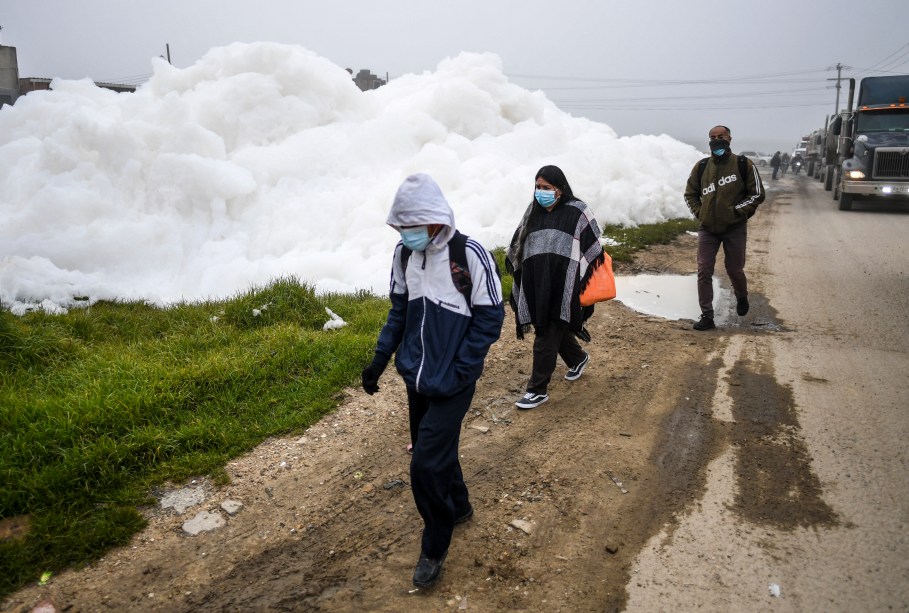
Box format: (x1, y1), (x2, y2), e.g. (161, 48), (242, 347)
(626, 175), (909, 611)
(5, 175), (908, 612)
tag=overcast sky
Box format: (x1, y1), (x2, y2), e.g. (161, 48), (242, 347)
(2, 0), (908, 153)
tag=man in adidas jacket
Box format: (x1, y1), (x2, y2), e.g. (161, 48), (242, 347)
(361, 173), (504, 587)
(684, 125), (765, 331)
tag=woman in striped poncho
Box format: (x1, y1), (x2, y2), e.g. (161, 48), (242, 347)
(505, 165), (605, 410)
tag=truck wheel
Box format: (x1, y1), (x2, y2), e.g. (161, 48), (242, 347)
(838, 192), (853, 211)
(824, 166), (834, 191)
(807, 161), (815, 176)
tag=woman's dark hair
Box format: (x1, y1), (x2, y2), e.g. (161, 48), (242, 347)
(534, 165), (575, 205)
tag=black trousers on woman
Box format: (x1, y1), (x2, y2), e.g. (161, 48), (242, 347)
(527, 321), (586, 394)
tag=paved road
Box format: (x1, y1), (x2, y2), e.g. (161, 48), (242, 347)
(626, 175), (909, 612)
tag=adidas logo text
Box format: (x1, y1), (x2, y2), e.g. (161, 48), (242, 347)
(702, 173), (738, 196)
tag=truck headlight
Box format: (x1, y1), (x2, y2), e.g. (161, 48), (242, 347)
(846, 170), (866, 179)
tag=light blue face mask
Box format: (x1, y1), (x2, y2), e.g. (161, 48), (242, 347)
(400, 226), (432, 252)
(535, 189), (557, 207)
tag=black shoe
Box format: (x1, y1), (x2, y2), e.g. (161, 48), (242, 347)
(692, 315), (715, 331)
(454, 505), (474, 525)
(564, 352), (590, 381)
(412, 551), (446, 587)
(736, 296), (750, 316)
(515, 392), (549, 409)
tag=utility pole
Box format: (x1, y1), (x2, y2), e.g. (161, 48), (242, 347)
(166, 43), (171, 65)
(827, 63), (844, 114)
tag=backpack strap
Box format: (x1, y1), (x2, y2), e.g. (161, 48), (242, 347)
(400, 244), (412, 273)
(696, 157), (709, 186)
(447, 230), (474, 306)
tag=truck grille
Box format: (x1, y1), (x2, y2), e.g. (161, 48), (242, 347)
(873, 148), (909, 179)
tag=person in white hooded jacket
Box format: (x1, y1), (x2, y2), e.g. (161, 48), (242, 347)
(361, 173), (504, 588)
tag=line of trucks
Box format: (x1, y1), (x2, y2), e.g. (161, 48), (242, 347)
(800, 74), (909, 210)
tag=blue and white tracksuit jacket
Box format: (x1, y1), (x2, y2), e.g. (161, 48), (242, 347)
(375, 237), (504, 398)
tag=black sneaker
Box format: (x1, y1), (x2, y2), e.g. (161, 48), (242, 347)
(736, 296), (750, 316)
(413, 551), (446, 587)
(454, 505), (473, 525)
(564, 352), (590, 381)
(692, 315), (715, 331)
(515, 392), (549, 409)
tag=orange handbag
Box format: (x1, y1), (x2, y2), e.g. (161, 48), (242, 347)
(579, 252), (616, 306)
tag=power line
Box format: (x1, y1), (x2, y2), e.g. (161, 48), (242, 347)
(536, 78), (830, 91)
(852, 42), (909, 78)
(96, 72), (153, 86)
(505, 66), (832, 87)
(556, 101), (832, 112)
(552, 86), (828, 106)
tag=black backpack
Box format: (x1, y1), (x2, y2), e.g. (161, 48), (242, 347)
(697, 154), (749, 187)
(401, 230), (501, 308)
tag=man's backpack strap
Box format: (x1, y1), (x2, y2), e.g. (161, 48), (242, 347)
(697, 157), (709, 185)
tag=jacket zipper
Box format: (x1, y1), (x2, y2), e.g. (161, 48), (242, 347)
(415, 252), (428, 392)
(710, 160), (718, 230)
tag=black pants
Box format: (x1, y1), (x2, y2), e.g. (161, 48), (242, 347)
(697, 223), (747, 317)
(407, 382), (475, 559)
(527, 322), (586, 394)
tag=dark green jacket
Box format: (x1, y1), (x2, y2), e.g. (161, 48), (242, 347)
(684, 153), (765, 234)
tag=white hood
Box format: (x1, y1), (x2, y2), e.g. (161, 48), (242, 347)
(387, 173), (456, 247)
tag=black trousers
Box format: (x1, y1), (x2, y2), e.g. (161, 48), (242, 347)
(697, 223), (747, 317)
(407, 382), (475, 559)
(527, 322), (586, 394)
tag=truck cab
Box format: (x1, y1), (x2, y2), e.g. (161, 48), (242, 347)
(833, 75), (909, 210)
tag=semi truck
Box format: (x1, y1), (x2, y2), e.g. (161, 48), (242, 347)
(826, 75), (909, 211)
(804, 126), (826, 178)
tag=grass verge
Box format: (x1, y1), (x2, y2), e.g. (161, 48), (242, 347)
(0, 277), (389, 598)
(601, 218), (699, 262)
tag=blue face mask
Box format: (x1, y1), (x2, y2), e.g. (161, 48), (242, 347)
(400, 226), (433, 252)
(535, 189), (557, 207)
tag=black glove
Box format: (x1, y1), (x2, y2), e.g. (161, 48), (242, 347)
(361, 354), (389, 395)
(573, 326), (591, 343)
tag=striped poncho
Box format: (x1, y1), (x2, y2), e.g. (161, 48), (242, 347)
(506, 198), (604, 339)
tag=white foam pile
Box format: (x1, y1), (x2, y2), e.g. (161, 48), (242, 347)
(0, 42), (701, 313)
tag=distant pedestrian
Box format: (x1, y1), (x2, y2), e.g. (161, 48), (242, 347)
(506, 165), (604, 410)
(781, 152), (790, 175)
(684, 125), (766, 331)
(770, 151), (782, 180)
(361, 173), (504, 588)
